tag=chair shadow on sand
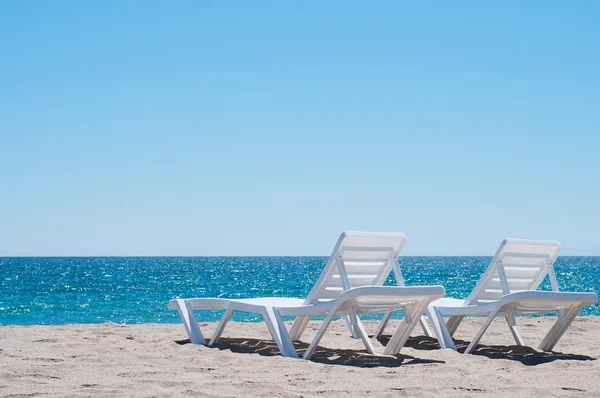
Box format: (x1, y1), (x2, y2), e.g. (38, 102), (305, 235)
(376, 334), (596, 366)
(176, 333), (595, 368)
(175, 337), (444, 368)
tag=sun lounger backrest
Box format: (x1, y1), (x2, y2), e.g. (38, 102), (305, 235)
(304, 232), (407, 305)
(465, 239), (562, 306)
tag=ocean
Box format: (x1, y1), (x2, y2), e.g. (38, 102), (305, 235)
(1, 256), (598, 325)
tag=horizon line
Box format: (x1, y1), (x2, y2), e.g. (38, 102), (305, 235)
(2, 254), (600, 258)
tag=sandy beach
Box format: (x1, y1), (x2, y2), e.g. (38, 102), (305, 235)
(1, 317), (598, 397)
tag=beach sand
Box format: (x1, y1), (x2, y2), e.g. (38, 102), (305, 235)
(1, 317), (598, 397)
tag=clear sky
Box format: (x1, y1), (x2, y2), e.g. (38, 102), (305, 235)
(1, 1), (599, 256)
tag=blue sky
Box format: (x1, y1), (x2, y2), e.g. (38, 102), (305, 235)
(1, 1), (599, 256)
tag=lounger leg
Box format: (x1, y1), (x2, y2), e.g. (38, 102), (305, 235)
(289, 316), (311, 341)
(383, 300), (428, 355)
(344, 314), (361, 339)
(464, 306), (502, 354)
(209, 307), (233, 346)
(426, 306), (456, 350)
(538, 304), (584, 352)
(173, 299), (206, 345)
(419, 315), (433, 337)
(262, 307), (298, 358)
(382, 314), (411, 355)
(304, 309), (337, 360)
(374, 310), (432, 340)
(351, 308), (375, 355)
(446, 315), (464, 336)
(504, 309), (525, 346)
(373, 311), (393, 339)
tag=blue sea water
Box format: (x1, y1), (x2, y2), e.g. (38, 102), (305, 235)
(0, 256), (598, 325)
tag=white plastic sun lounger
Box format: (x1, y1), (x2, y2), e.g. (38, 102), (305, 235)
(425, 239), (597, 354)
(169, 231), (445, 359)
